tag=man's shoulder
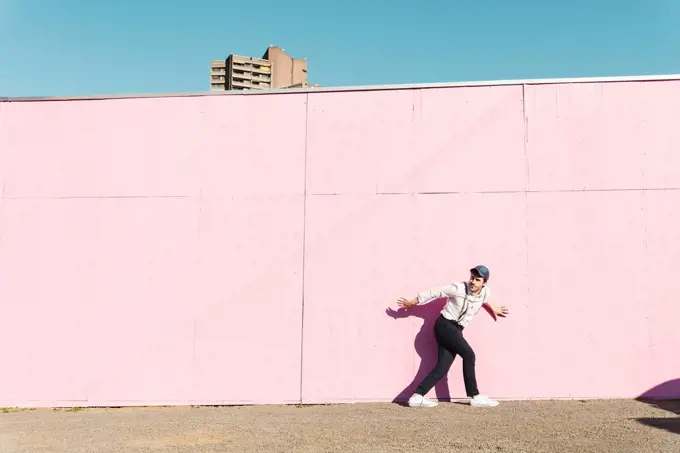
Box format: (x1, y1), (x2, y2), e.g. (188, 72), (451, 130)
(483, 285), (491, 299)
(450, 281), (467, 294)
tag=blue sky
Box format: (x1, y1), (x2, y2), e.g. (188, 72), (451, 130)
(1, 0), (680, 97)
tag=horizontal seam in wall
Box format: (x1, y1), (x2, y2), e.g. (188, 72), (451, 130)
(3, 195), (191, 200)
(307, 187), (680, 196)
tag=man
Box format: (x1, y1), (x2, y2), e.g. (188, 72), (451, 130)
(397, 265), (509, 408)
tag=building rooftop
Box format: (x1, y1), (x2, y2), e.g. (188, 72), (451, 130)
(3, 73), (680, 102)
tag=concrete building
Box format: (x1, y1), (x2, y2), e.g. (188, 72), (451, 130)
(209, 60), (228, 91)
(210, 46), (307, 92)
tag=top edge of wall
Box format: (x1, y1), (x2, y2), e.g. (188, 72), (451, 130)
(3, 73), (680, 102)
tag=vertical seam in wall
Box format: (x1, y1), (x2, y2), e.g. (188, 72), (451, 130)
(192, 110), (204, 401)
(521, 84), (531, 357)
(639, 95), (651, 354)
(0, 103), (6, 257)
(412, 89), (420, 378)
(641, 189), (651, 352)
(522, 84), (530, 270)
(299, 93), (310, 404)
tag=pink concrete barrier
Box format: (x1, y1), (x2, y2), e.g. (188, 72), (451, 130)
(1, 77), (679, 408)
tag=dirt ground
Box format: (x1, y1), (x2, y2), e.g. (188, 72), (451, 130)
(1, 399), (678, 453)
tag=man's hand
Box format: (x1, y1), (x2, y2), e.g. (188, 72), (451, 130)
(397, 297), (418, 309)
(495, 305), (509, 317)
(483, 303), (509, 320)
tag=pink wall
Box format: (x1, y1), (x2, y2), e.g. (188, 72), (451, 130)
(1, 80), (679, 408)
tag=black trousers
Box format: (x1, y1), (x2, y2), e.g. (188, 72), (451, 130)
(415, 314), (479, 398)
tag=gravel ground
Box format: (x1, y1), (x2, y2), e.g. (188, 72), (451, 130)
(1, 399), (678, 453)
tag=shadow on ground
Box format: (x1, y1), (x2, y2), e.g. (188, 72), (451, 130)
(636, 417), (680, 435)
(636, 379), (680, 435)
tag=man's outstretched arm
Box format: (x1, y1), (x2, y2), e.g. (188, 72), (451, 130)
(483, 302), (509, 321)
(397, 284), (460, 309)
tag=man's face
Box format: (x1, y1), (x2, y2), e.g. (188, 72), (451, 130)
(468, 272), (486, 294)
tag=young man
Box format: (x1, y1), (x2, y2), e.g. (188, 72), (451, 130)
(397, 265), (509, 408)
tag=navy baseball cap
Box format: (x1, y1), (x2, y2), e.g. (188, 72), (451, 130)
(470, 265), (490, 282)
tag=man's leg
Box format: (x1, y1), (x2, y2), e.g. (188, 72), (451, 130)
(438, 325), (498, 407)
(414, 344), (455, 396)
(408, 317), (456, 408)
(448, 331), (479, 397)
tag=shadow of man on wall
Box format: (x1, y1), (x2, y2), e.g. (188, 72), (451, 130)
(386, 299), (451, 405)
(635, 378), (680, 435)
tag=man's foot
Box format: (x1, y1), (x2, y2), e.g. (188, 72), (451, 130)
(408, 394), (438, 408)
(470, 395), (499, 407)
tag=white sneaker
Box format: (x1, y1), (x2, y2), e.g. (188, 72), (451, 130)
(408, 394), (438, 408)
(470, 395), (499, 407)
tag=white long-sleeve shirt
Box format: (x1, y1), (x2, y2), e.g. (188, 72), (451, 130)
(417, 282), (491, 328)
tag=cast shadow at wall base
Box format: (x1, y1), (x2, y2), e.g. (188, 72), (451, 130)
(386, 299), (453, 406)
(635, 378), (680, 435)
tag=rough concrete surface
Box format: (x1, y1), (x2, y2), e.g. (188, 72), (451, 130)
(1, 399), (678, 453)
